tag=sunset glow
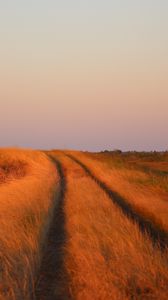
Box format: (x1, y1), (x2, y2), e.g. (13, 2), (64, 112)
(0, 1), (167, 150)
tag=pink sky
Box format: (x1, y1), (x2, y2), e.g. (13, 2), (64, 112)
(0, 1), (168, 150)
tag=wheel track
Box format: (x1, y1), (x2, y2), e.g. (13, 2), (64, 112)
(66, 153), (168, 249)
(35, 156), (71, 300)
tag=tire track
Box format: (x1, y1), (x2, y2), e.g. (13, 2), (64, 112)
(66, 153), (168, 249)
(35, 156), (70, 300)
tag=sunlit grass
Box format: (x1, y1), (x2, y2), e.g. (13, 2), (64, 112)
(1, 148), (168, 299)
(68, 151), (168, 237)
(52, 152), (168, 300)
(85, 150), (168, 193)
(0, 148), (58, 300)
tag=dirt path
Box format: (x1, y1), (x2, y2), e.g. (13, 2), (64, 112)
(34, 152), (168, 299)
(66, 153), (168, 249)
(35, 157), (70, 300)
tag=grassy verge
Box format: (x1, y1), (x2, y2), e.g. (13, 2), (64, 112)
(0, 148), (59, 300)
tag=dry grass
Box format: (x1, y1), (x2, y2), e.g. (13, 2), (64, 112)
(0, 148), (59, 300)
(68, 151), (168, 234)
(86, 151), (168, 192)
(0, 153), (27, 183)
(2, 148), (168, 299)
(51, 152), (168, 300)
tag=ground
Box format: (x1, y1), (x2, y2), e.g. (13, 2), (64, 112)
(0, 148), (168, 300)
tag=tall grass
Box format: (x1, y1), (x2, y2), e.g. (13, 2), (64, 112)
(69, 151), (168, 234)
(0, 153), (27, 183)
(0, 148), (58, 300)
(52, 152), (168, 300)
(87, 151), (168, 192)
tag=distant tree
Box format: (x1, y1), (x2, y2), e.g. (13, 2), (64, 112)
(112, 149), (122, 155)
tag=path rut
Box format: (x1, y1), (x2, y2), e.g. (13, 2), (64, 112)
(66, 153), (168, 249)
(35, 156), (70, 300)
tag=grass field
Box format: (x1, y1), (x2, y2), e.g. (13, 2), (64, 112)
(0, 148), (168, 299)
(68, 151), (168, 236)
(0, 148), (59, 300)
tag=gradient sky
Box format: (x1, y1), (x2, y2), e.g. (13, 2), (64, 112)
(0, 0), (168, 151)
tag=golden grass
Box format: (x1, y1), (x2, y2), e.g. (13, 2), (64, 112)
(86, 152), (168, 193)
(0, 150), (28, 183)
(2, 148), (168, 299)
(0, 148), (58, 300)
(68, 151), (168, 234)
(140, 161), (168, 172)
(51, 152), (168, 300)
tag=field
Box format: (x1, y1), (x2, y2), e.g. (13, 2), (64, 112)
(0, 148), (168, 299)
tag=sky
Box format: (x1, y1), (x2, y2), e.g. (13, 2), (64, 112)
(0, 0), (168, 151)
